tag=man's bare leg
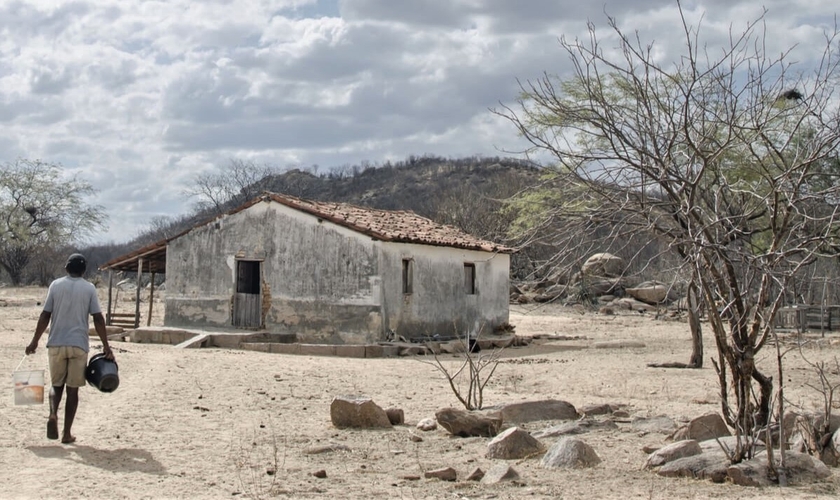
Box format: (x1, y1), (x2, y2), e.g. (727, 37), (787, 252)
(62, 387), (78, 444)
(47, 385), (63, 440)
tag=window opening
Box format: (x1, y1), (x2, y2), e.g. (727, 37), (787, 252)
(464, 263), (476, 295)
(402, 259), (413, 294)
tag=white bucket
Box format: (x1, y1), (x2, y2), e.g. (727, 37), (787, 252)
(13, 369), (45, 405)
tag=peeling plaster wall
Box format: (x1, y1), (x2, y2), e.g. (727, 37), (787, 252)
(164, 199), (510, 344)
(378, 242), (510, 340)
(165, 200), (381, 342)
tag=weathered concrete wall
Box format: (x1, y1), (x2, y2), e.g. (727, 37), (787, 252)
(165, 198), (510, 344)
(165, 200), (382, 342)
(378, 242), (510, 340)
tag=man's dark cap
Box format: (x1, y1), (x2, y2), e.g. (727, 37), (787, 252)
(66, 253), (86, 267)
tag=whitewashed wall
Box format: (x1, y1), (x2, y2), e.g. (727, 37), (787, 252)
(165, 199), (509, 343)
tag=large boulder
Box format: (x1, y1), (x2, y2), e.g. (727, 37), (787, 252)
(531, 419), (618, 439)
(486, 427), (545, 459)
(625, 281), (677, 305)
(613, 297), (658, 312)
(581, 278), (625, 297)
(727, 451), (831, 486)
(644, 440), (702, 469)
(540, 437), (601, 469)
(672, 413), (731, 442)
(435, 408), (502, 437)
(581, 253), (625, 278)
(656, 452), (730, 483)
(699, 436), (764, 455)
(330, 395), (392, 429)
(491, 399), (578, 424)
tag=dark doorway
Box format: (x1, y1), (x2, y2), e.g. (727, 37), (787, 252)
(233, 260), (262, 328)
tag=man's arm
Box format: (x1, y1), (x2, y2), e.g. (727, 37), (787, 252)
(26, 311), (52, 355)
(92, 313), (114, 360)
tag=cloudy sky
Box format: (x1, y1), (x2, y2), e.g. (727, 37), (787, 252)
(2, 0), (837, 243)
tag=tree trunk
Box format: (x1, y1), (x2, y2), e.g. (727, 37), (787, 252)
(687, 278), (703, 368)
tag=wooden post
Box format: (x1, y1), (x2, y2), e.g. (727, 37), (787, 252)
(147, 271), (156, 327)
(107, 270), (113, 326)
(822, 277), (828, 337)
(135, 258), (143, 329)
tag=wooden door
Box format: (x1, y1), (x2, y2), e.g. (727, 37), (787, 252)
(233, 260), (262, 328)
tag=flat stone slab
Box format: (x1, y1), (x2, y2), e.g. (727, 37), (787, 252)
(593, 340), (646, 349)
(175, 333), (209, 349)
(488, 399), (578, 423)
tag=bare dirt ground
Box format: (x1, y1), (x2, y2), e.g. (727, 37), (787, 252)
(2, 286), (840, 499)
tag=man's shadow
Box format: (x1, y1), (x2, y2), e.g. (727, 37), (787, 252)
(27, 444), (166, 475)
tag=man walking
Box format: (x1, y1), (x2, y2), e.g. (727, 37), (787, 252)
(25, 253), (115, 444)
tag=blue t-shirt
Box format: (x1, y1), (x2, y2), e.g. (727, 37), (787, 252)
(43, 276), (102, 352)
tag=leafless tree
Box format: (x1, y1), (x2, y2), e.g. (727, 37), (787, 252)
(499, 4), (840, 464)
(184, 159), (281, 215)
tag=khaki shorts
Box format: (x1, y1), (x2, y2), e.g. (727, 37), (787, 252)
(48, 346), (87, 388)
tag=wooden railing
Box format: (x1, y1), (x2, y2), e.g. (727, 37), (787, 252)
(107, 312), (139, 329)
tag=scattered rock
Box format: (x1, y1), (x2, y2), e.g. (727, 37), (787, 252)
(644, 440), (702, 469)
(424, 467), (457, 482)
(312, 470), (327, 479)
(727, 451), (831, 487)
(582, 278), (625, 297)
(832, 428), (840, 463)
(386, 408), (405, 425)
(304, 443), (352, 455)
(416, 418), (437, 431)
(642, 444), (661, 454)
(614, 298), (658, 312)
(531, 419), (618, 439)
(486, 427), (546, 460)
(656, 452), (730, 483)
(698, 436), (764, 456)
(435, 408), (502, 437)
(625, 281), (673, 305)
(480, 464), (520, 484)
(400, 475), (420, 481)
(672, 413), (730, 442)
(490, 399), (578, 423)
(581, 253), (625, 278)
(540, 437), (601, 469)
(632, 416), (678, 435)
(465, 467), (484, 481)
(580, 404), (614, 417)
(409, 433), (423, 443)
(330, 395), (392, 429)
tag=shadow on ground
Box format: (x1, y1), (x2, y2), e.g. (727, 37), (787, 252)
(27, 444), (166, 475)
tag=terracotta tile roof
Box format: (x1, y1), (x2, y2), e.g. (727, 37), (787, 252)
(100, 191), (515, 272)
(261, 192), (515, 253)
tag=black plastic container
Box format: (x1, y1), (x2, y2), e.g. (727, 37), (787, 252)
(86, 353), (119, 393)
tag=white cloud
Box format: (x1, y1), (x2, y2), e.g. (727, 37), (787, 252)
(0, 0), (837, 242)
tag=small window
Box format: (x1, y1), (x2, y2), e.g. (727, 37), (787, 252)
(464, 263), (476, 295)
(402, 259), (413, 294)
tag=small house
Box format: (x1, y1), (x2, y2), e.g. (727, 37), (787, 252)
(102, 192), (514, 344)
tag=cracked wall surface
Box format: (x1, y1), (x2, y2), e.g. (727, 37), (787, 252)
(164, 199), (509, 343)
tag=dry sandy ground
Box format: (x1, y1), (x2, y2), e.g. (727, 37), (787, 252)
(2, 286), (840, 500)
